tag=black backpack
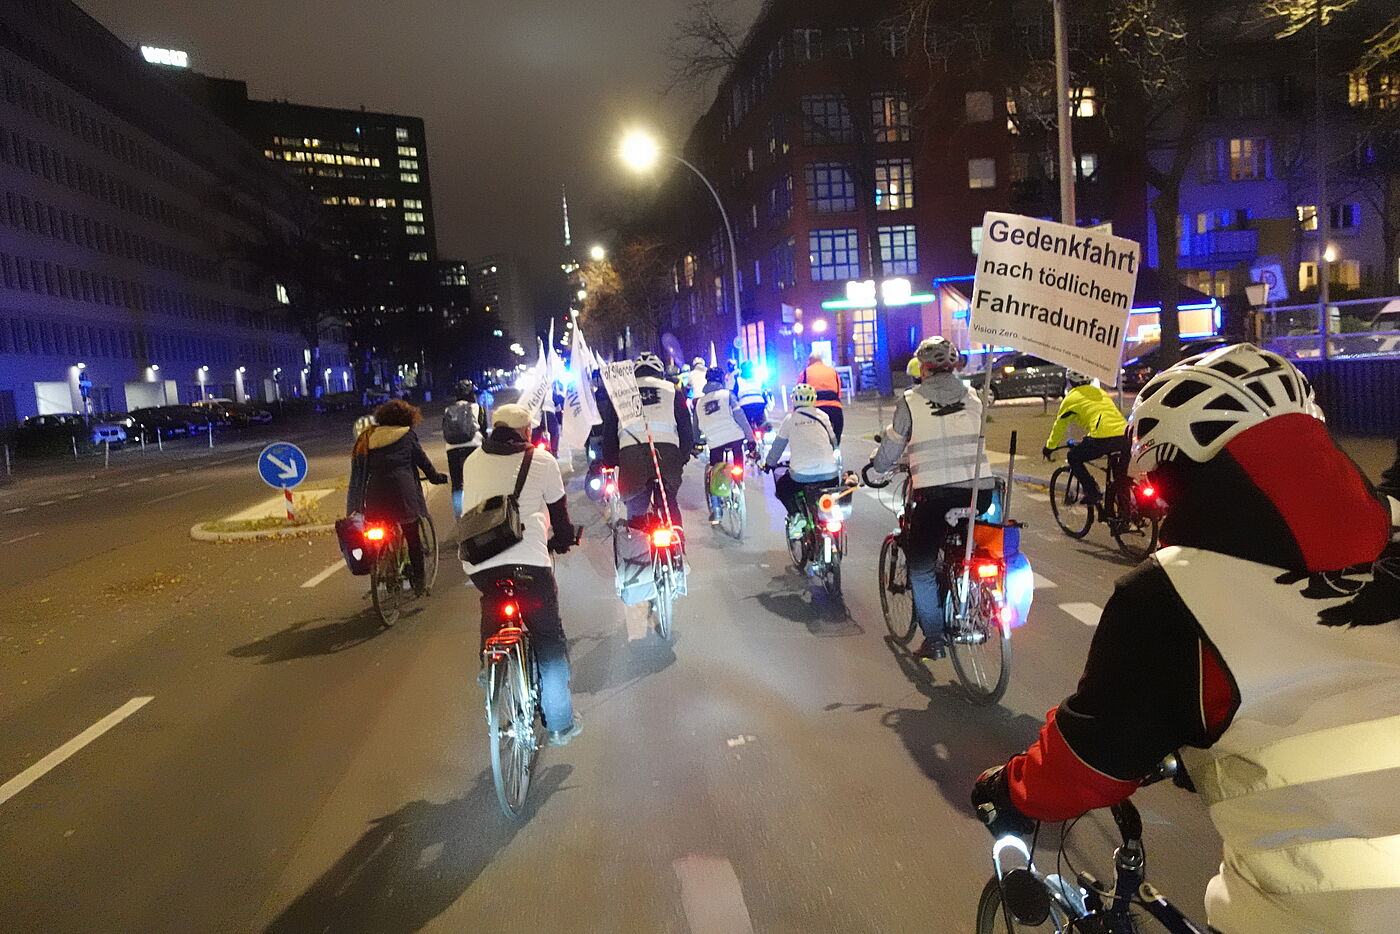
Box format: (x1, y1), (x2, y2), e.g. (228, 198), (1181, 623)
(442, 402), (479, 444)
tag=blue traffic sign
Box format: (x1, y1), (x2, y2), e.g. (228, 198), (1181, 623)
(257, 442), (308, 489)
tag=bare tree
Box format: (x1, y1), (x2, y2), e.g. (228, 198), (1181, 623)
(665, 0), (748, 94)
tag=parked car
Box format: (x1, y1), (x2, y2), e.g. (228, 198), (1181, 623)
(160, 405), (215, 432)
(16, 414), (126, 454)
(1119, 338), (1230, 390)
(965, 352), (1068, 401)
(128, 407), (191, 439)
(191, 399), (234, 427)
(223, 401), (273, 424)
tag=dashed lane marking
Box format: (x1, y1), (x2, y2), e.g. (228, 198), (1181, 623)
(134, 478), (152, 483)
(3, 507), (27, 514)
(1033, 572), (1057, 590)
(0, 697), (153, 807)
(1058, 602), (1103, 627)
(144, 482), (214, 505)
(1, 531), (41, 546)
(34, 500), (56, 507)
(301, 561), (345, 588)
(672, 856), (756, 934)
(64, 493), (82, 500)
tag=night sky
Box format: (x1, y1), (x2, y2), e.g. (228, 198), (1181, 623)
(76, 0), (763, 286)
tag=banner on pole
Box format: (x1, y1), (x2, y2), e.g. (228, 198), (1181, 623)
(518, 338), (550, 421)
(600, 361), (643, 429)
(560, 326), (602, 451)
(968, 212), (1140, 386)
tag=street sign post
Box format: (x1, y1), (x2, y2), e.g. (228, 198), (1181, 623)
(257, 442), (308, 521)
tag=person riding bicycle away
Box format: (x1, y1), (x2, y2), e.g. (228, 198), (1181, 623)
(695, 366), (757, 524)
(798, 348), (845, 444)
(348, 399), (449, 597)
(733, 360), (770, 432)
(688, 356), (708, 400)
(442, 379), (487, 517)
(1043, 370), (1128, 505)
(971, 344), (1395, 934)
(599, 351), (694, 530)
(865, 336), (995, 661)
(458, 404), (583, 746)
(764, 384), (839, 540)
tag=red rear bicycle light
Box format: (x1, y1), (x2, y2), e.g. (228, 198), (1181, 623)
(824, 519), (843, 534)
(999, 605), (1016, 626)
(730, 465), (744, 479)
(651, 527), (677, 548)
(975, 561), (1000, 579)
(535, 441), (548, 451)
(1138, 483), (1158, 501)
(604, 482), (617, 496)
(364, 526), (386, 541)
(501, 601), (518, 619)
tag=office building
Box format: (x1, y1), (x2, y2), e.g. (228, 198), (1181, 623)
(472, 254), (533, 345)
(0, 0), (346, 423)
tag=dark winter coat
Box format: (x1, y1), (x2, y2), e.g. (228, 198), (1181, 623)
(347, 426), (447, 522)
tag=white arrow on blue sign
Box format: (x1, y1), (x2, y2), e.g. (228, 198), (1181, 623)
(257, 442), (308, 489)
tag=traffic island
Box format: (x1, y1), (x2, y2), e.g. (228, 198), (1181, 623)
(190, 482), (343, 542)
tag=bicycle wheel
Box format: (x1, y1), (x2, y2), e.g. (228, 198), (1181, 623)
(1049, 466), (1093, 539)
(653, 557), (675, 641)
(1112, 495), (1160, 561)
(486, 643), (538, 818)
(820, 540), (842, 596)
(975, 876), (1086, 934)
(721, 483), (746, 540)
(370, 541), (406, 627)
(879, 535), (917, 643)
(786, 522), (808, 570)
(947, 576), (1012, 706)
(418, 514), (439, 591)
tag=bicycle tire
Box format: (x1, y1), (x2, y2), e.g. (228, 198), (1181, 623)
(721, 482), (746, 540)
(1049, 466), (1094, 539)
(822, 546), (842, 596)
(786, 523), (808, 570)
(947, 577), (1012, 706)
(653, 556), (675, 641)
(419, 514), (439, 591)
(879, 534), (917, 643)
(370, 540), (405, 627)
(486, 644), (536, 818)
(1112, 494), (1160, 561)
(975, 876), (1081, 934)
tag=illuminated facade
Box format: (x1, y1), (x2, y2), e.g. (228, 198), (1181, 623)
(471, 254), (532, 346)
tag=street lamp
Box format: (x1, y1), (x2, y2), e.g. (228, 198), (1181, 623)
(620, 128), (744, 360)
(198, 365), (209, 400)
(589, 244), (607, 262)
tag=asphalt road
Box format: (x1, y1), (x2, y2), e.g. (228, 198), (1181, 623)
(0, 402), (1221, 933)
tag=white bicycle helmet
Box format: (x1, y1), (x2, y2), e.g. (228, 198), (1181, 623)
(634, 352), (664, 376)
(915, 336), (962, 371)
(1127, 343), (1321, 475)
(792, 383), (818, 406)
(1066, 370), (1093, 387)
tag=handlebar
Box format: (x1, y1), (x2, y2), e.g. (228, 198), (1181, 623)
(861, 462), (908, 489)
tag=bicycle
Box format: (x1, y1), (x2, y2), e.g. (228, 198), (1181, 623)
(364, 511), (439, 627)
(868, 464), (1015, 705)
(976, 755), (1207, 934)
(1048, 442), (1163, 560)
(776, 472), (853, 597)
(611, 477), (686, 640)
(705, 450), (748, 540)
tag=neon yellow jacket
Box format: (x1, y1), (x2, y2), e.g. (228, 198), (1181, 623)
(1046, 385), (1127, 448)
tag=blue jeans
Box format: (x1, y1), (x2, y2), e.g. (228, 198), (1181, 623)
(906, 486), (994, 643)
(471, 564), (574, 731)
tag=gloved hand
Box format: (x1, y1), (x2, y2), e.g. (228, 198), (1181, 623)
(971, 765), (1038, 839)
(1042, 447), (1055, 462)
(548, 525), (582, 555)
(1317, 543), (1400, 627)
(760, 463), (774, 474)
(430, 474), (448, 485)
(745, 441), (758, 457)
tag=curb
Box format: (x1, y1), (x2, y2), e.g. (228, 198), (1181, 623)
(190, 522), (335, 543)
(996, 469), (1051, 491)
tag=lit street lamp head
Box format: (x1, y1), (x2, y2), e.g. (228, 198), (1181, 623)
(619, 130), (661, 172)
(589, 244), (606, 261)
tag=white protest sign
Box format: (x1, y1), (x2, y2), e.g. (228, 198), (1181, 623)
(600, 361), (643, 429)
(559, 326), (602, 451)
(969, 212), (1140, 386)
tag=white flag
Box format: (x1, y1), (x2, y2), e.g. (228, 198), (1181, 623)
(560, 324), (602, 451)
(519, 338), (550, 422)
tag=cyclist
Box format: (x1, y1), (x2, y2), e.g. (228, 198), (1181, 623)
(1043, 370), (1128, 505)
(764, 384), (839, 540)
(688, 356), (708, 401)
(971, 345), (1394, 934)
(865, 336), (994, 661)
(733, 360), (770, 432)
(458, 404), (582, 747)
(798, 349), (845, 444)
(442, 379), (486, 517)
(348, 399), (449, 597)
(599, 351), (694, 529)
(694, 366), (758, 524)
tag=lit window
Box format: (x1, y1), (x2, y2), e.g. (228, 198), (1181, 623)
(408, 252), (429, 261)
(404, 211), (424, 222)
(396, 128), (410, 141)
(1073, 87), (1097, 118)
(399, 159), (419, 170)
(1226, 138), (1271, 181)
(875, 158), (914, 210)
(968, 157), (997, 189)
(683, 254), (696, 288)
(971, 226), (984, 255)
(1348, 72), (1370, 107)
(878, 225), (918, 275)
(405, 224), (425, 235)
(1006, 97), (1020, 135)
(801, 95), (853, 144)
(805, 163), (856, 213)
(965, 91), (994, 123)
(808, 228), (861, 281)
(372, 198), (396, 208)
(400, 173), (420, 184)
(1078, 153), (1098, 178)
(397, 146), (418, 157)
(1298, 261), (1317, 291)
(871, 91), (911, 142)
(403, 199), (421, 209)
(1296, 204), (1319, 231)
(1330, 202), (1361, 230)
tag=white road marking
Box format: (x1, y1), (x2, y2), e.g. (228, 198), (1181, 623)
(1033, 572), (1058, 590)
(2, 531), (41, 546)
(672, 856), (756, 934)
(0, 697), (153, 807)
(4, 507), (27, 514)
(1058, 602), (1103, 627)
(145, 482), (214, 505)
(115, 482), (132, 488)
(135, 477), (152, 483)
(34, 500), (56, 507)
(91, 487), (109, 493)
(64, 493), (82, 500)
(301, 561), (345, 589)
(1024, 491), (1050, 502)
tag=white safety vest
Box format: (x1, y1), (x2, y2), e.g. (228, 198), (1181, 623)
(1161, 546), (1400, 934)
(903, 387), (991, 488)
(619, 375), (681, 449)
(735, 377), (766, 407)
(697, 389), (745, 447)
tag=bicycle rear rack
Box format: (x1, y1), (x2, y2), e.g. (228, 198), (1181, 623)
(484, 626), (525, 659)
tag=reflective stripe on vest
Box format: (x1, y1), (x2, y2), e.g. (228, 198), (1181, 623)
(735, 378), (766, 407)
(904, 387), (989, 488)
(697, 389), (745, 447)
(620, 376), (680, 449)
(1162, 545), (1400, 931)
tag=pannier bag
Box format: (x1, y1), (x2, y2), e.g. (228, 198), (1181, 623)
(335, 513), (374, 575)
